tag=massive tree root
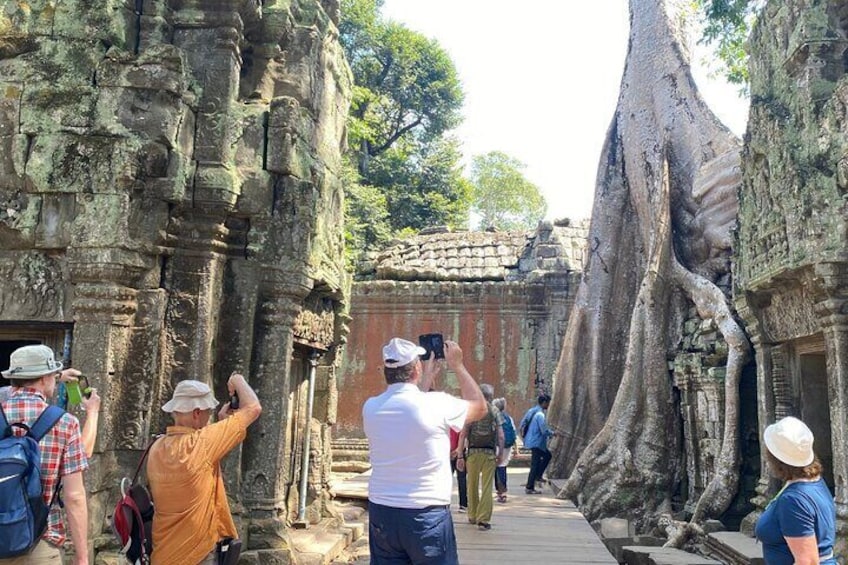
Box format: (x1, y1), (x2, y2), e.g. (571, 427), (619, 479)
(548, 0), (751, 537)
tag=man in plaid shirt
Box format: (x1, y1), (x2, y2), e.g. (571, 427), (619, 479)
(1, 345), (89, 565)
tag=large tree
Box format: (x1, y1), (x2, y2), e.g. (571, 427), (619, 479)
(468, 151), (547, 231)
(340, 0), (463, 175)
(547, 0), (750, 539)
(340, 0), (469, 257)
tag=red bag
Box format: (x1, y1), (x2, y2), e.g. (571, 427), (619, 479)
(111, 438), (159, 564)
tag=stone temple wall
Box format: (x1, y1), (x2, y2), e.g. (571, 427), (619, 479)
(736, 0), (848, 548)
(0, 0), (351, 561)
(336, 221), (587, 440)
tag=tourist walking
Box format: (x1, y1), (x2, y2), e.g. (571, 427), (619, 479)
(523, 394), (553, 494)
(754, 417), (836, 565)
(492, 397), (516, 503)
(0, 345), (90, 564)
(449, 427), (468, 511)
(148, 375), (262, 565)
(363, 338), (486, 564)
(457, 384), (504, 530)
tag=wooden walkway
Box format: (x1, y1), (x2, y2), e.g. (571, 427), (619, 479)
(332, 468), (617, 564)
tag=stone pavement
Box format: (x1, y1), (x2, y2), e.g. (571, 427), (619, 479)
(331, 467), (617, 564)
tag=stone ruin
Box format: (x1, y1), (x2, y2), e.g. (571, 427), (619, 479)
(334, 220), (588, 453)
(735, 0), (848, 548)
(0, 0), (351, 561)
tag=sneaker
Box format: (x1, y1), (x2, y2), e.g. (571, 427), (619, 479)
(496, 494), (507, 503)
(525, 488), (542, 495)
(478, 522), (492, 531)
(458, 506), (467, 513)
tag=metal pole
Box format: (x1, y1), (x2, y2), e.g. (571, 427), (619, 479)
(295, 350), (319, 527)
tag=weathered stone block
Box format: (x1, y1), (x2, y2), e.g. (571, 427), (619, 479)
(0, 82), (21, 136)
(53, 0), (132, 48)
(0, 0), (56, 38)
(96, 46), (186, 95)
(20, 85), (97, 133)
(72, 193), (131, 247)
(26, 133), (139, 193)
(266, 131), (314, 179)
(34, 193), (75, 249)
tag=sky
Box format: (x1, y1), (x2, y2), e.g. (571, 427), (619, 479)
(380, 0), (750, 222)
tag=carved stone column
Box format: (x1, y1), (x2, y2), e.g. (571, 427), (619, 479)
(736, 295), (778, 535)
(812, 263), (848, 553)
(241, 271), (310, 555)
(67, 249), (144, 557)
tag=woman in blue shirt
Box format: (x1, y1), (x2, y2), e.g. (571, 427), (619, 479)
(754, 417), (837, 565)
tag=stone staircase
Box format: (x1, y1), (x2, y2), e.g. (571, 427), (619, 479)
(289, 503), (367, 565)
(703, 532), (764, 565)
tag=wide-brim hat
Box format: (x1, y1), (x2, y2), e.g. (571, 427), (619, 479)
(2, 345), (63, 379)
(764, 416), (815, 467)
(162, 380), (219, 413)
(383, 337), (426, 368)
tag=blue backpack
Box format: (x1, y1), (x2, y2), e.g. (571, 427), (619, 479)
(502, 414), (517, 448)
(0, 404), (65, 558)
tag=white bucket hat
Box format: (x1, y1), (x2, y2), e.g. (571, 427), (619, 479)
(162, 380), (219, 413)
(764, 416), (815, 467)
(2, 345), (63, 379)
(382, 338), (426, 368)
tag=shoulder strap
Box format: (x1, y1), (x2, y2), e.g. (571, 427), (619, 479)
(131, 435), (162, 486)
(0, 403), (9, 438)
(28, 405), (65, 442)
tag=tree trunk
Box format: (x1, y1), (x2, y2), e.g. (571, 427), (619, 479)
(547, 0), (750, 533)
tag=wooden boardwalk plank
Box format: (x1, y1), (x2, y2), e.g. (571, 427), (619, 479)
(333, 468), (617, 564)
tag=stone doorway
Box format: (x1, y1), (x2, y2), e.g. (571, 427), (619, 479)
(0, 325), (71, 387)
(793, 339), (833, 490)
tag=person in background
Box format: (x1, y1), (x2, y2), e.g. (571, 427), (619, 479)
(754, 417), (836, 565)
(457, 383), (504, 531)
(1, 368), (100, 457)
(523, 395), (554, 494)
(492, 397), (515, 503)
(0, 345), (89, 565)
(363, 338), (486, 564)
(449, 427), (468, 512)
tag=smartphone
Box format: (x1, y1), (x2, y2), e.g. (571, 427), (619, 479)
(230, 392), (240, 410)
(65, 376), (92, 406)
(418, 333), (445, 360)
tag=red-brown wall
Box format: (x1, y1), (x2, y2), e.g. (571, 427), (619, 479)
(336, 279), (576, 438)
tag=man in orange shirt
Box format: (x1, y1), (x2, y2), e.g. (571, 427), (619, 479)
(147, 374), (262, 565)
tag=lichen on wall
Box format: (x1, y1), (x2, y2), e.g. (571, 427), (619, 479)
(0, 0), (351, 560)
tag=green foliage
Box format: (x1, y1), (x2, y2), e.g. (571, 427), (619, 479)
(694, 0), (765, 90)
(340, 0), (470, 266)
(469, 151), (547, 231)
(341, 0), (463, 165)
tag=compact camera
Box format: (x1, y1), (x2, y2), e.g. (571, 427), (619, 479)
(418, 333), (445, 360)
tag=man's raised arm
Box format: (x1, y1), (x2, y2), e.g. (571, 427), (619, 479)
(444, 341), (486, 423)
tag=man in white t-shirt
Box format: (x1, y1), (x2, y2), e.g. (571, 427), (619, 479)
(363, 337), (487, 565)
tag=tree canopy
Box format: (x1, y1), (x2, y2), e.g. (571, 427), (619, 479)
(469, 151), (547, 231)
(340, 0), (464, 173)
(340, 0), (470, 261)
(695, 0), (765, 88)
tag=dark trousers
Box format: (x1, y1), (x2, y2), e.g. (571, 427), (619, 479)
(495, 466), (508, 494)
(526, 447), (552, 490)
(368, 501), (458, 565)
(450, 457), (468, 508)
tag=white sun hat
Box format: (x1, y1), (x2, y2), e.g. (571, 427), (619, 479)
(161, 380), (219, 413)
(2, 345), (63, 379)
(763, 416), (815, 467)
(382, 337), (426, 368)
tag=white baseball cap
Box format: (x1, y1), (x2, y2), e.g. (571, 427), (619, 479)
(764, 416), (815, 467)
(382, 338), (426, 368)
